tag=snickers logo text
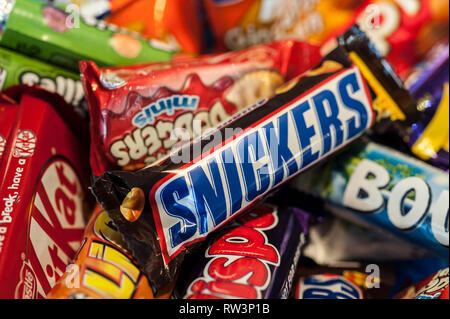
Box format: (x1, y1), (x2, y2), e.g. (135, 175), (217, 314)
(152, 67), (373, 263)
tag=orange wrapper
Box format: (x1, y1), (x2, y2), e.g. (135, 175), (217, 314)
(105, 0), (205, 54)
(203, 0), (449, 77)
(202, 0), (363, 51)
(47, 205), (173, 299)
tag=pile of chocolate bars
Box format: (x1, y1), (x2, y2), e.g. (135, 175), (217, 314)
(0, 0), (448, 300)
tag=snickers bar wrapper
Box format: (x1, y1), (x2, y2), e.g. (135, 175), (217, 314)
(0, 86), (91, 299)
(177, 204), (309, 299)
(91, 26), (416, 293)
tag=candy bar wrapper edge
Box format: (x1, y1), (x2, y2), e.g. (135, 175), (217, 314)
(0, 86), (92, 298)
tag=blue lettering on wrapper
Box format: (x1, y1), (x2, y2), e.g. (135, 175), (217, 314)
(301, 277), (362, 299)
(290, 100), (319, 169)
(132, 95), (199, 128)
(152, 101), (166, 115)
(221, 148), (243, 215)
(263, 114), (298, 187)
(237, 131), (271, 202)
(338, 73), (369, 140)
(188, 158), (228, 234)
(132, 113), (147, 128)
(163, 177), (197, 248)
(313, 90), (344, 156)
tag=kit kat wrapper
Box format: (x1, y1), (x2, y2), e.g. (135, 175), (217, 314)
(0, 86), (92, 298)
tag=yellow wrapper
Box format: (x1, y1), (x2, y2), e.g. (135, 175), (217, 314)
(47, 206), (173, 299)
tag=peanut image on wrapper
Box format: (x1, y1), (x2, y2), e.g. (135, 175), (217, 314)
(120, 187), (145, 222)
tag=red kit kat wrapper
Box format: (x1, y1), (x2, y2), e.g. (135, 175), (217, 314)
(0, 94), (18, 167)
(0, 86), (92, 299)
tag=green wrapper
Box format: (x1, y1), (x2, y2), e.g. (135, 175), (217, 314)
(0, 0), (175, 72)
(0, 45), (86, 116)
